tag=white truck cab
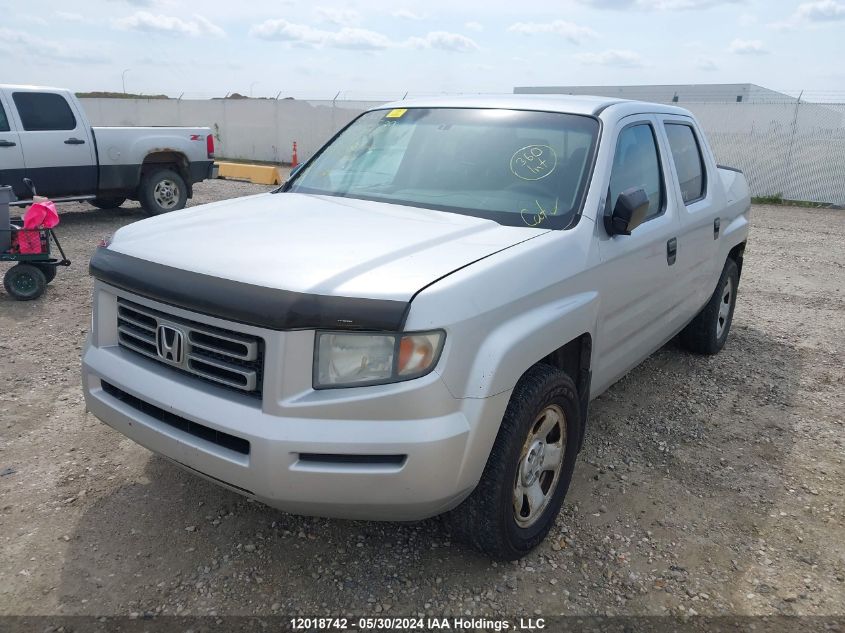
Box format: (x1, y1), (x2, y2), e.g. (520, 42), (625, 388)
(82, 96), (750, 559)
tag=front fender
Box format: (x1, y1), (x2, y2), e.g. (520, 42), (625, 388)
(453, 291), (598, 399)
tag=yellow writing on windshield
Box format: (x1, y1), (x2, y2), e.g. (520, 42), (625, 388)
(520, 198), (560, 227)
(510, 145), (557, 181)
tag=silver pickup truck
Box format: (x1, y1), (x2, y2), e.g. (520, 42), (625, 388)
(0, 85), (214, 214)
(82, 96), (750, 559)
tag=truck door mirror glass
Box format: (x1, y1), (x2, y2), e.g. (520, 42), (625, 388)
(604, 187), (649, 236)
(288, 163), (303, 179)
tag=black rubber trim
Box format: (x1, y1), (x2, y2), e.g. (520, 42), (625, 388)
(101, 381), (251, 455)
(717, 164), (743, 174)
(90, 248), (408, 331)
(298, 453), (406, 465)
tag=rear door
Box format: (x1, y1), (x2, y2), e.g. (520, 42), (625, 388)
(592, 116), (684, 393)
(11, 89), (96, 197)
(0, 92), (27, 198)
(657, 116), (721, 321)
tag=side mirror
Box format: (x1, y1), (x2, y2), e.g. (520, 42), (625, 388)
(23, 178), (36, 197)
(604, 187), (649, 236)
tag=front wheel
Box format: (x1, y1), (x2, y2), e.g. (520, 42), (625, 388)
(448, 364), (581, 560)
(679, 258), (739, 355)
(4, 264), (47, 300)
(139, 168), (187, 215)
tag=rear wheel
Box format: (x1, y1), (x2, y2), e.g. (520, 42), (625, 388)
(139, 168), (187, 215)
(4, 264), (47, 300)
(448, 364), (581, 560)
(679, 258), (739, 355)
(90, 197), (126, 210)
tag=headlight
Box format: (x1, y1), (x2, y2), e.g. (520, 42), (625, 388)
(314, 330), (445, 388)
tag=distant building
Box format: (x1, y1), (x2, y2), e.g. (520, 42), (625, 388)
(513, 83), (798, 104)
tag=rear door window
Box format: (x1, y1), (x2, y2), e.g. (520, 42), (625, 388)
(664, 123), (706, 204)
(12, 92), (77, 131)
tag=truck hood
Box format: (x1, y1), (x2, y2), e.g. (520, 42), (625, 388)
(108, 192), (543, 302)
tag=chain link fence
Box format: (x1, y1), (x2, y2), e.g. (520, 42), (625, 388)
(680, 101), (845, 205)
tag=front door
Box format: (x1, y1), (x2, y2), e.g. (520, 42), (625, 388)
(592, 116), (683, 394)
(0, 93), (27, 199)
(11, 90), (96, 197)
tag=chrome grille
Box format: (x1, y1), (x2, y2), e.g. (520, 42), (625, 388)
(116, 298), (264, 396)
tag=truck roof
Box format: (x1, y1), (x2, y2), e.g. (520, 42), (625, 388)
(0, 84), (71, 92)
(374, 94), (692, 118)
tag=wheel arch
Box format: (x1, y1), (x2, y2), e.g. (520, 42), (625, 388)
(141, 151), (192, 197)
(537, 333), (592, 450)
(727, 240), (746, 278)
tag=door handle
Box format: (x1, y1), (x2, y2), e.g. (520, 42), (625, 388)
(714, 217), (721, 239)
(64, 137), (85, 145)
(666, 237), (678, 266)
(0, 140), (16, 147)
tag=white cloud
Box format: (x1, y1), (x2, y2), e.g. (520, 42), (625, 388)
(0, 27), (108, 64)
(55, 11), (84, 22)
(796, 0), (845, 20)
(769, 0), (845, 29)
(580, 0), (743, 9)
(332, 27), (393, 50)
(508, 20), (597, 43)
(695, 56), (719, 70)
(114, 11), (225, 36)
(252, 19), (477, 53)
(575, 49), (644, 67)
(728, 38), (768, 55)
(314, 7), (361, 25)
(406, 31), (479, 52)
(465, 21), (483, 31)
(391, 8), (424, 20)
(251, 19), (391, 50)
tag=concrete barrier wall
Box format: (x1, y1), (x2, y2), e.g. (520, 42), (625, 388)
(80, 98), (381, 164)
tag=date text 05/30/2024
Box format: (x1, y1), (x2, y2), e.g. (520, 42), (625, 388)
(290, 617), (546, 631)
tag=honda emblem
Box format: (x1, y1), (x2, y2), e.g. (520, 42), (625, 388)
(156, 325), (185, 365)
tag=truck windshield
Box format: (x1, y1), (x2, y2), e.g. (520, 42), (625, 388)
(285, 108), (599, 230)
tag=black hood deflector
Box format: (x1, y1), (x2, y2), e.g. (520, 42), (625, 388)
(90, 248), (408, 331)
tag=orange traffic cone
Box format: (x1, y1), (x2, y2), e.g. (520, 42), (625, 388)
(291, 141), (299, 168)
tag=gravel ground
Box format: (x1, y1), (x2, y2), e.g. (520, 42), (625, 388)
(1, 180), (843, 618)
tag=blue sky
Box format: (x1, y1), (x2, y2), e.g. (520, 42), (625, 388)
(1, 0), (843, 100)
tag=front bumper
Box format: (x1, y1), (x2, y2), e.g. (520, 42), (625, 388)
(82, 285), (510, 520)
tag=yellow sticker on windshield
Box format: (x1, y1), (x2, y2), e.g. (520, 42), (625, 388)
(385, 108), (408, 118)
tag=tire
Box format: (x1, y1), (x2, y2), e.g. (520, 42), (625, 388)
(448, 364), (581, 560)
(33, 263), (57, 284)
(4, 264), (47, 300)
(679, 258), (739, 355)
(90, 197), (126, 210)
(138, 168), (187, 215)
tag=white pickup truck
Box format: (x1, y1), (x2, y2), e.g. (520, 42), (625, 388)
(0, 85), (215, 214)
(82, 96), (750, 559)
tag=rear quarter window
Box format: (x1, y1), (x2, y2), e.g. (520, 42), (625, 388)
(0, 102), (9, 132)
(12, 92), (77, 131)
